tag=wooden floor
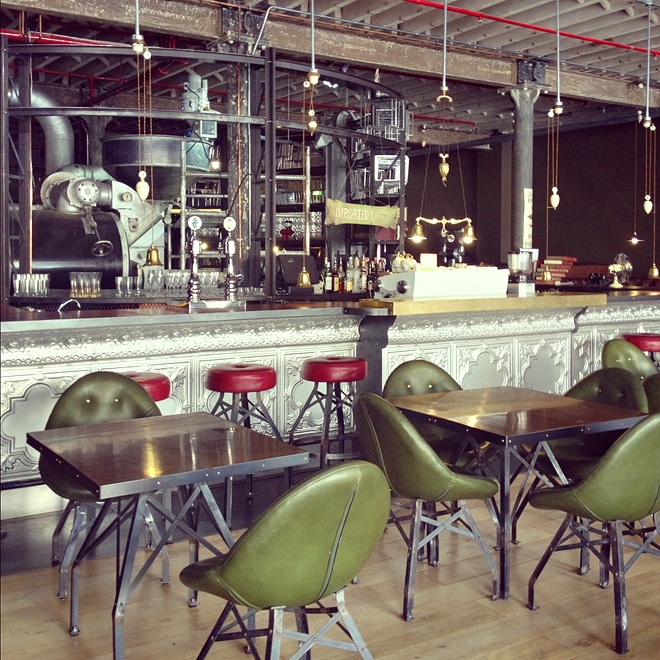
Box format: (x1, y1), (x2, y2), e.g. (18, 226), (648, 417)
(1, 481), (659, 659)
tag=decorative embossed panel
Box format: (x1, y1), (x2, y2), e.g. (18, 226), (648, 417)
(384, 348), (451, 388)
(457, 341), (511, 389)
(1, 371), (83, 482)
(519, 337), (569, 394)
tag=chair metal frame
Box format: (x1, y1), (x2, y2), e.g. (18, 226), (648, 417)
(197, 590), (373, 660)
(528, 512), (659, 654)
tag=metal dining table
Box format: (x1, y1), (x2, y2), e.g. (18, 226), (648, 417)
(27, 411), (309, 660)
(387, 386), (646, 600)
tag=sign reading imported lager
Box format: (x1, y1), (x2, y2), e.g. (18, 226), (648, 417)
(325, 198), (399, 229)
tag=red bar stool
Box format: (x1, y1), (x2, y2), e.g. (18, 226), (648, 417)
(289, 356), (367, 468)
(622, 333), (660, 368)
(206, 363), (282, 525)
(120, 371), (171, 402)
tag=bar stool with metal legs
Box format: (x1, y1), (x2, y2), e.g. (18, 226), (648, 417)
(289, 356), (367, 468)
(206, 363), (282, 526)
(120, 371), (171, 403)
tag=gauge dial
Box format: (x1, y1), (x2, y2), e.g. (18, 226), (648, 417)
(223, 216), (237, 232)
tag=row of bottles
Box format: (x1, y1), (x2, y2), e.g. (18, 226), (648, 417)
(321, 253), (386, 294)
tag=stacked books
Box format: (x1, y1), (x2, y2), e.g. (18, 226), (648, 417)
(535, 255), (577, 283)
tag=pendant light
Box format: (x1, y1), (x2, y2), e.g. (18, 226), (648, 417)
(647, 119), (658, 277)
(548, 0), (562, 210)
(132, 0), (161, 267)
(436, 1), (452, 103)
(641, 0), (653, 130)
(629, 119), (644, 246)
(439, 152), (449, 186)
(642, 1), (656, 218)
(304, 0), (320, 135)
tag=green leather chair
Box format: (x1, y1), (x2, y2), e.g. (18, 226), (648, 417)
(527, 413), (660, 655)
(602, 337), (659, 383)
(354, 392), (499, 622)
(382, 359), (478, 466)
(542, 367), (648, 478)
(511, 367), (648, 543)
(179, 461), (390, 660)
(40, 371), (162, 626)
(643, 372), (660, 414)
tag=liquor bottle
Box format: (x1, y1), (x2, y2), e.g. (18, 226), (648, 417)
(350, 253), (361, 292)
(359, 257), (368, 292)
(366, 258), (377, 297)
(323, 258), (333, 293)
(338, 257), (346, 293)
(331, 256), (340, 293)
(345, 256), (354, 293)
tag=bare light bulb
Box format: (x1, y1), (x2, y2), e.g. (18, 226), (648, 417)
(643, 194), (653, 215)
(136, 170), (149, 201)
(550, 186), (560, 209)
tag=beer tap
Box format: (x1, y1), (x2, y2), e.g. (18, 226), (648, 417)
(222, 216), (240, 301)
(187, 215), (203, 305)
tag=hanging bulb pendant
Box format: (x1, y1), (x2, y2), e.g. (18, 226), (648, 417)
(308, 109), (317, 135)
(439, 153), (449, 186)
(643, 194), (653, 215)
(136, 170), (150, 201)
(550, 186), (560, 209)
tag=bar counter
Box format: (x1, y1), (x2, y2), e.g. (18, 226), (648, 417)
(2, 289), (659, 503)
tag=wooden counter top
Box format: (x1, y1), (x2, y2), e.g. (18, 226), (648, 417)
(359, 292), (608, 315)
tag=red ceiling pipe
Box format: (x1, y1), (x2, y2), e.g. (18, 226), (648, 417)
(1, 28), (117, 47)
(401, 0), (660, 58)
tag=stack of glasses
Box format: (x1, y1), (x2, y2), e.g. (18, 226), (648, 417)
(12, 273), (50, 297)
(69, 271), (102, 298)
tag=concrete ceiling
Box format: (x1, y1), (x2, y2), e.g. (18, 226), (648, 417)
(3, 0), (659, 148)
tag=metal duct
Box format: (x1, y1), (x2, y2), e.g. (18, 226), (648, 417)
(8, 87), (74, 175)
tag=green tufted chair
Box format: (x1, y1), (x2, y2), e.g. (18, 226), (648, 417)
(179, 460), (390, 660)
(511, 367), (648, 544)
(41, 372), (162, 613)
(527, 413), (660, 655)
(354, 392), (499, 622)
(542, 367), (648, 477)
(602, 337), (659, 383)
(382, 359), (480, 466)
(643, 372), (660, 414)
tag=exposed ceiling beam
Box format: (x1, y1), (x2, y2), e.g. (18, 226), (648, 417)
(263, 21), (658, 108)
(4, 0), (658, 110)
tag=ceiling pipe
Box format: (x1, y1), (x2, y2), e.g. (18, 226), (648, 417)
(401, 0), (660, 58)
(8, 87), (74, 175)
(1, 28), (116, 47)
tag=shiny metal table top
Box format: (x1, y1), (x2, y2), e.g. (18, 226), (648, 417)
(388, 386), (646, 447)
(27, 412), (309, 499)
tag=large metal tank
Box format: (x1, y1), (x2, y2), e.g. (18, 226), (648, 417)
(102, 135), (211, 201)
(31, 210), (127, 290)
